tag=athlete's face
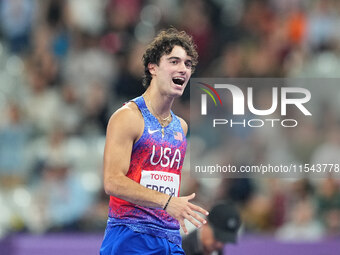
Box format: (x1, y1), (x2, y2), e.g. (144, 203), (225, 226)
(149, 45), (193, 97)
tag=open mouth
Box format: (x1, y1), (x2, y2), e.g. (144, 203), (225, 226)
(172, 77), (185, 86)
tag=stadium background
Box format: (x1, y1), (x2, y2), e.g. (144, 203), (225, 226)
(1, 0), (340, 254)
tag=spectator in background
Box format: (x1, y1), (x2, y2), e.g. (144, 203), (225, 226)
(179, 0), (215, 73)
(24, 65), (61, 136)
(316, 178), (340, 236)
(0, 103), (30, 187)
(63, 32), (116, 101)
(58, 84), (82, 135)
(80, 82), (110, 135)
(0, 0), (35, 54)
(276, 199), (325, 242)
(29, 160), (95, 232)
(113, 42), (145, 99)
(182, 201), (241, 255)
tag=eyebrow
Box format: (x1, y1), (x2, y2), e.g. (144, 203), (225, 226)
(167, 56), (180, 60)
(167, 56), (192, 63)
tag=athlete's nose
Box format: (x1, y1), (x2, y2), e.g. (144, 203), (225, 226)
(178, 61), (187, 74)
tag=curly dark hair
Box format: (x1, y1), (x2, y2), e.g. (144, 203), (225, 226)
(142, 28), (198, 88)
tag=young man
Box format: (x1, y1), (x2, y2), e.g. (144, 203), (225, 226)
(100, 28), (209, 254)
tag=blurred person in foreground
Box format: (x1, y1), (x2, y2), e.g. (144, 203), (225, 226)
(182, 201), (241, 255)
(100, 28), (209, 254)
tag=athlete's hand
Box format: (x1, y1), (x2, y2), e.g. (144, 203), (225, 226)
(165, 193), (209, 234)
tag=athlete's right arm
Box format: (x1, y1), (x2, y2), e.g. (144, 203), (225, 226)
(103, 103), (169, 208)
(103, 103), (208, 233)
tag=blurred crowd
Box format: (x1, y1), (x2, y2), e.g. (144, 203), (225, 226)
(1, 0), (340, 242)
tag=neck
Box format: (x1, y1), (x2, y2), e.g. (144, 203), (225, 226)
(143, 88), (174, 119)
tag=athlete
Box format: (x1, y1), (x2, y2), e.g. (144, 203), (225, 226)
(100, 28), (209, 254)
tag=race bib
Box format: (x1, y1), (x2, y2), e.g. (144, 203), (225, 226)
(140, 170), (180, 197)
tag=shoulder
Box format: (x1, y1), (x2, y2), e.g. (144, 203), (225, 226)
(107, 102), (143, 140)
(110, 101), (142, 121)
(177, 116), (188, 136)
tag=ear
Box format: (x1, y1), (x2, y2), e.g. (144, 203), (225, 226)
(148, 63), (157, 75)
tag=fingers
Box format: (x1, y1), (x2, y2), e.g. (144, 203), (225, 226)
(180, 214), (201, 234)
(179, 218), (188, 234)
(187, 210), (207, 225)
(185, 211), (204, 228)
(187, 193), (196, 201)
(189, 202), (209, 216)
(168, 194), (210, 234)
(185, 193), (209, 216)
